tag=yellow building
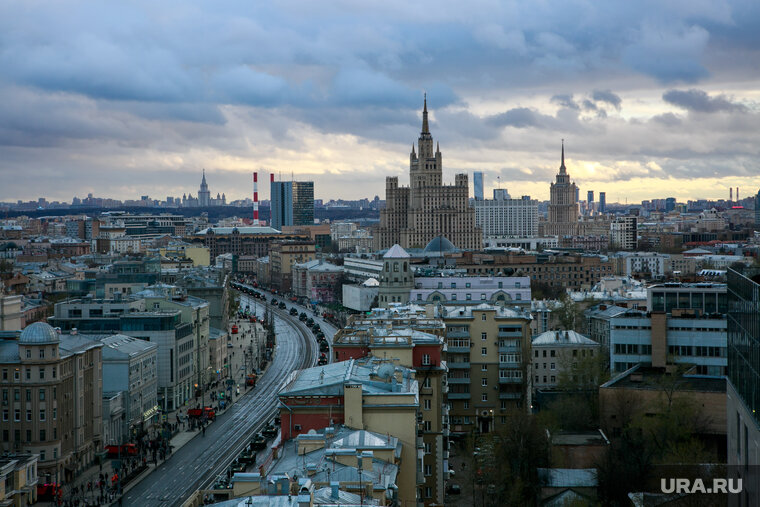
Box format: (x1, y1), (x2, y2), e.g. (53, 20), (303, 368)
(437, 303), (532, 434)
(159, 243), (211, 266)
(0, 454), (38, 506)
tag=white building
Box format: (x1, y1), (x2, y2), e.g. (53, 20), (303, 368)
(616, 252), (670, 279)
(410, 275), (530, 306)
(609, 216), (637, 250)
(475, 190), (538, 238)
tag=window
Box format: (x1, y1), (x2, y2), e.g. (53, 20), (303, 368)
(424, 465), (432, 476)
(26, 430), (31, 442)
(13, 369), (19, 381)
(466, 283), (471, 288)
(424, 442), (432, 454)
(543, 376), (547, 383)
(463, 401), (469, 409)
(26, 410), (31, 422)
(551, 376), (556, 383)
(425, 487), (432, 498)
(39, 389), (45, 401)
(26, 389), (31, 402)
(550, 350), (556, 357)
(424, 420), (432, 431)
(25, 349), (31, 359)
(424, 399), (431, 410)
(481, 347), (487, 356)
(481, 313), (486, 321)
(423, 377), (431, 388)
(39, 349), (44, 359)
(481, 393), (488, 402)
(416, 294), (422, 301)
(550, 363), (555, 370)
(451, 294), (457, 301)
(543, 350), (547, 357)
(481, 293), (486, 300)
(1, 410), (6, 421)
(422, 354), (431, 366)
(25, 369), (30, 380)
(481, 378), (487, 387)
(39, 410), (45, 421)
(481, 364), (488, 371)
(39, 368), (45, 380)
(14, 410), (19, 422)
(451, 282), (456, 289)
(1, 430), (6, 442)
(573, 350), (578, 357)
(481, 332), (487, 341)
(1, 369), (6, 380)
(534, 350), (538, 358)
(13, 389), (19, 401)
(40, 429), (46, 441)
(466, 293), (472, 300)
(500, 400), (507, 409)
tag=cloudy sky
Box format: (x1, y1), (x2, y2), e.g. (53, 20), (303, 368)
(1, 0), (759, 204)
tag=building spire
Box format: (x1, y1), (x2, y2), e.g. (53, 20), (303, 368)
(559, 139), (566, 174)
(421, 93), (429, 134)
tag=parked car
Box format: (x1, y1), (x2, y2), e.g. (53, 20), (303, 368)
(447, 484), (461, 495)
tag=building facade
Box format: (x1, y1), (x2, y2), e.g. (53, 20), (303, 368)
(475, 191), (538, 238)
(374, 98), (482, 251)
(270, 181), (293, 230)
(473, 171), (484, 201)
(532, 330), (601, 390)
(726, 267), (760, 505)
(292, 181), (314, 226)
(543, 142), (578, 237)
(198, 170), (211, 207)
(609, 216), (637, 251)
(0, 323), (103, 484)
(411, 275), (531, 306)
(377, 245), (414, 308)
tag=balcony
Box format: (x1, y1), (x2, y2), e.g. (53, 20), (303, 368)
(499, 360), (521, 369)
(498, 345), (520, 354)
(447, 392), (471, 400)
(447, 345), (470, 353)
(446, 377), (470, 384)
(499, 392), (522, 399)
(498, 331), (522, 338)
(447, 330), (470, 339)
(498, 376), (522, 384)
(448, 362), (470, 369)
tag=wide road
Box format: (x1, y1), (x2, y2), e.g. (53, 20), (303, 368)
(122, 289), (317, 507)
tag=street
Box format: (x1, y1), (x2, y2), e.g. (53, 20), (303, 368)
(121, 305), (317, 506)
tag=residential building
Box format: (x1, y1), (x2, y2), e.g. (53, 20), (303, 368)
(374, 98), (482, 251)
(343, 257), (383, 284)
(531, 330), (601, 390)
(332, 307), (448, 505)
(584, 304), (628, 354)
(0, 296), (22, 331)
(0, 454), (38, 505)
(410, 275), (530, 306)
(158, 243), (211, 266)
(270, 181), (293, 230)
(475, 191), (538, 238)
(278, 358), (421, 506)
(437, 304), (532, 435)
(609, 216), (638, 251)
(102, 391), (125, 447)
(291, 259), (344, 303)
(0, 323), (103, 483)
(268, 241), (317, 293)
(726, 267), (760, 505)
(614, 252), (669, 279)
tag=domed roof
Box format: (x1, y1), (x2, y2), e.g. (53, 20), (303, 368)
(423, 236), (457, 256)
(19, 322), (59, 345)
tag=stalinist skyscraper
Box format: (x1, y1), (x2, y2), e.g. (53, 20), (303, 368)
(374, 97), (482, 251)
(543, 141), (579, 237)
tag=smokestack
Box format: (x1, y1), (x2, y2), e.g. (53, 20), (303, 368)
(270, 173), (274, 183)
(737, 187), (739, 203)
(253, 172), (259, 226)
(730, 188), (733, 202)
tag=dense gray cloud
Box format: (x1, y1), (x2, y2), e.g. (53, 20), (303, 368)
(0, 0), (759, 202)
(662, 89), (747, 113)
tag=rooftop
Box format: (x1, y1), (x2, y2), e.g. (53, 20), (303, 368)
(601, 364), (726, 393)
(532, 330), (599, 347)
(198, 226), (281, 235)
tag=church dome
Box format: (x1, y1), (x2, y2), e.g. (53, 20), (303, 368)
(423, 236), (457, 256)
(19, 322), (60, 345)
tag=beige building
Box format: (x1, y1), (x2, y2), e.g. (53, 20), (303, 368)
(159, 243), (210, 266)
(268, 240), (316, 292)
(0, 454), (38, 506)
(531, 330), (601, 391)
(438, 304), (532, 435)
(333, 306), (448, 505)
(0, 295), (22, 331)
(0, 323), (103, 484)
(542, 142), (579, 238)
(377, 245), (414, 308)
(374, 98), (482, 251)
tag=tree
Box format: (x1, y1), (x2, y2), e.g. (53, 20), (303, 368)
(555, 294), (584, 332)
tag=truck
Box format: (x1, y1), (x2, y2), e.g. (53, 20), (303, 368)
(187, 407), (216, 421)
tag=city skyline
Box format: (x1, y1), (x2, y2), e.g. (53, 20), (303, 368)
(1, 2), (759, 203)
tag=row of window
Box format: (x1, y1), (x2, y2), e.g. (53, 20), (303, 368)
(2, 387), (50, 401)
(2, 407), (55, 422)
(1, 366), (56, 382)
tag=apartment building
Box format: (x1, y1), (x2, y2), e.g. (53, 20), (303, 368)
(531, 330), (601, 390)
(410, 275), (530, 306)
(437, 304), (532, 435)
(268, 240), (317, 293)
(0, 323), (102, 484)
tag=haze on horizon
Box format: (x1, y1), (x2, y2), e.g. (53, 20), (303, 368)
(1, 0), (759, 204)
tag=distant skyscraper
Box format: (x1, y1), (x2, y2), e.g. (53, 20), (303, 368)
(599, 192), (606, 213)
(587, 190), (594, 204)
(665, 197), (676, 212)
(292, 181), (314, 226)
(473, 172), (484, 201)
(270, 180), (293, 230)
(755, 189), (760, 226)
(198, 169), (211, 207)
(543, 140), (579, 237)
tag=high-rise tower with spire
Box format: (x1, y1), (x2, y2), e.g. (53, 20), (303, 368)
(375, 97), (482, 250)
(198, 169), (211, 207)
(543, 140), (579, 237)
